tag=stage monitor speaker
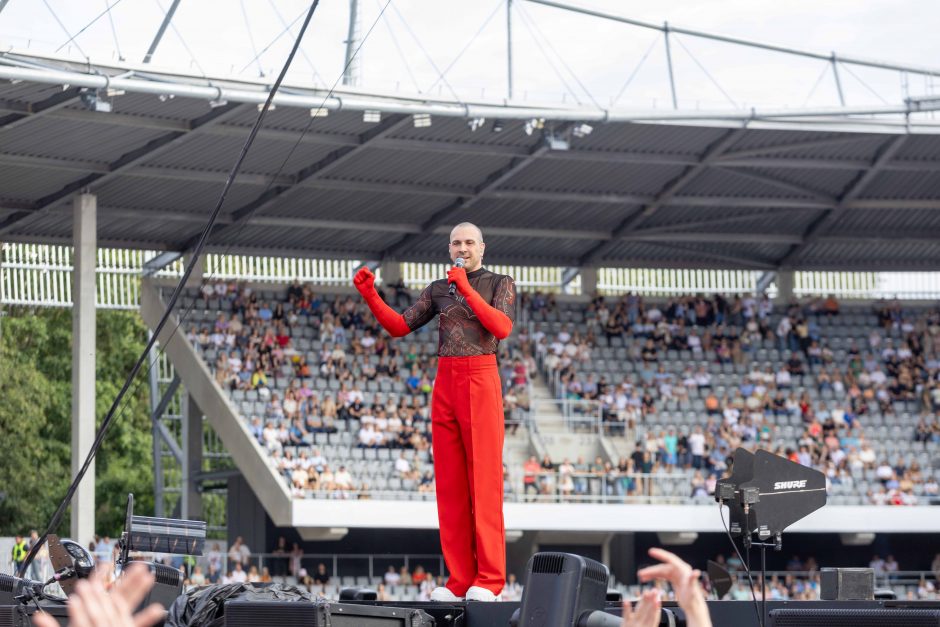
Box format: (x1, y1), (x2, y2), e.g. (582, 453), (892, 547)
(223, 600), (434, 627)
(820, 568), (874, 601)
(770, 608), (940, 626)
(515, 552), (610, 627)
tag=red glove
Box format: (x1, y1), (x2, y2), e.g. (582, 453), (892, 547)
(446, 266), (471, 296)
(352, 267), (410, 337)
(353, 266), (375, 295)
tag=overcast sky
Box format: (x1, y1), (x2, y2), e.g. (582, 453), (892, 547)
(2, 0), (939, 111)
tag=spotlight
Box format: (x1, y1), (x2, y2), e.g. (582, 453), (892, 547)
(524, 117), (544, 136)
(209, 97), (229, 108)
(544, 132), (569, 151)
(259, 103), (276, 112)
(80, 89), (112, 113)
(106, 88), (125, 98)
(363, 110), (381, 123)
(157, 93), (175, 102)
(572, 123), (593, 138)
(467, 117), (486, 132)
(413, 113), (432, 128)
(491, 119), (504, 133)
(310, 107), (329, 117)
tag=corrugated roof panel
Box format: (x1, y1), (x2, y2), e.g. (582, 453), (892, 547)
(225, 224), (385, 252)
(323, 147), (513, 188)
(92, 176), (262, 211)
(570, 123), (730, 154)
(732, 166), (859, 198)
(389, 117), (539, 148)
(681, 168), (811, 198)
(860, 170), (940, 199)
(465, 198), (629, 231)
(639, 206), (818, 234)
(2, 116), (169, 163)
(836, 209), (940, 234)
(799, 240), (940, 269)
(893, 135), (940, 162)
(725, 129), (883, 160)
(98, 92), (219, 121)
(265, 188), (447, 223)
(139, 133), (339, 175)
(0, 80), (72, 103)
(498, 160), (687, 195)
(0, 163), (89, 203)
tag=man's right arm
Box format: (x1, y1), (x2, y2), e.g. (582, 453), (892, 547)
(353, 267), (411, 337)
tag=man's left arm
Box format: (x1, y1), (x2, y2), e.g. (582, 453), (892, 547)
(447, 269), (515, 340)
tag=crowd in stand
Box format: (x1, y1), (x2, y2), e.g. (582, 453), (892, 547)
(517, 291), (940, 506)
(187, 279), (530, 498)
(182, 279), (939, 506)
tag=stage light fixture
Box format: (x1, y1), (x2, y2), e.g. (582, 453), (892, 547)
(363, 110), (381, 123)
(209, 98), (229, 108)
(310, 106), (329, 117)
(544, 132), (569, 151)
(260, 103), (276, 112)
(492, 119), (505, 133)
(524, 117), (544, 136)
(572, 123), (593, 138)
(413, 113), (432, 128)
(80, 89), (112, 113)
(467, 117), (486, 132)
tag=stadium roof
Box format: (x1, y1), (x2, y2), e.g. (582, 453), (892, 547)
(3, 51), (940, 271)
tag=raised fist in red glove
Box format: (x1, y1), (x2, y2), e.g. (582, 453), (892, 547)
(353, 266), (375, 295)
(446, 265), (471, 296)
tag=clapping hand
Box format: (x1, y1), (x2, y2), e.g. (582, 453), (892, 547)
(34, 562), (164, 627)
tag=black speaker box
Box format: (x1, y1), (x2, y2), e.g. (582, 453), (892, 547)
(516, 552), (609, 627)
(224, 600), (434, 627)
(771, 608), (940, 626)
(820, 568), (874, 601)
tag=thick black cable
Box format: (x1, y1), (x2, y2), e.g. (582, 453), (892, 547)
(719, 503), (763, 627)
(80, 0), (396, 536)
(17, 0), (322, 579)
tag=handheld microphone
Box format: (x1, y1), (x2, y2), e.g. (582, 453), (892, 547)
(448, 257), (465, 296)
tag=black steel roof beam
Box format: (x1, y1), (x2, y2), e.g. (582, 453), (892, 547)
(177, 114), (412, 252)
(577, 127), (748, 266)
(776, 134), (909, 269)
(0, 102), (247, 236)
(0, 86), (82, 131)
(714, 166), (836, 203)
(640, 240), (776, 270)
(715, 135), (882, 160)
(380, 124), (573, 260)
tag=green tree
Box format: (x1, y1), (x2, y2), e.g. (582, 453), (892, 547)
(0, 308), (154, 538)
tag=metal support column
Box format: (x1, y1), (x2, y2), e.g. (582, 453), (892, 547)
(71, 193), (97, 545)
(664, 22), (678, 109)
(149, 336), (165, 518)
(343, 0), (361, 86)
(143, 0), (182, 64)
(776, 271), (795, 303)
(507, 0), (514, 100)
(183, 393), (204, 520)
(831, 53), (846, 106)
(579, 266), (598, 296)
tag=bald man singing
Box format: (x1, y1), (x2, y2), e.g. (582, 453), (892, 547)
(353, 222), (516, 602)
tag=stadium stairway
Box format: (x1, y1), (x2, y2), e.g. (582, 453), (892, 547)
(528, 376), (606, 464)
(141, 279), (294, 527)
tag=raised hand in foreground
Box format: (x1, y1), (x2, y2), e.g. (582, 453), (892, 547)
(622, 547), (712, 627)
(34, 562), (164, 627)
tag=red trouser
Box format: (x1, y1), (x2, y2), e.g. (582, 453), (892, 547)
(432, 354), (506, 596)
